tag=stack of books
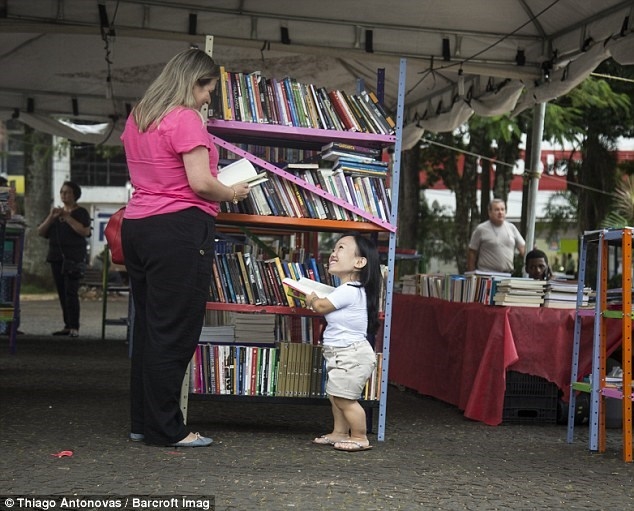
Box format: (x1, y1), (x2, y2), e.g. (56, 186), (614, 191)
(199, 325), (235, 344)
(399, 272), (504, 305)
(543, 280), (591, 309)
(492, 278), (547, 308)
(232, 313), (277, 344)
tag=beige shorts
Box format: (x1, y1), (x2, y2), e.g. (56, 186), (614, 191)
(322, 342), (377, 400)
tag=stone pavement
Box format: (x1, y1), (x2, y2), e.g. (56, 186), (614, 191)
(1, 296), (633, 510)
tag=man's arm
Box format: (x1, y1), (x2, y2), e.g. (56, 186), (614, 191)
(513, 224), (526, 258)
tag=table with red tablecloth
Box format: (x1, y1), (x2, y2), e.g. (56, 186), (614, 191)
(388, 294), (622, 425)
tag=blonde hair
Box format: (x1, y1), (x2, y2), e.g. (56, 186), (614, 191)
(133, 48), (220, 132)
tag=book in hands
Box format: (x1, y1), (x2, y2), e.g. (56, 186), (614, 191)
(217, 158), (269, 187)
(282, 277), (335, 299)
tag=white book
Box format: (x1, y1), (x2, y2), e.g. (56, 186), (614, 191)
(464, 270), (512, 278)
(217, 158), (268, 187)
(498, 278), (547, 289)
(542, 300), (578, 309)
(282, 277), (335, 299)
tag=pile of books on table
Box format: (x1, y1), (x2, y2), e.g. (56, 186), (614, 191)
(543, 280), (591, 309)
(399, 272), (596, 310)
(492, 278), (547, 308)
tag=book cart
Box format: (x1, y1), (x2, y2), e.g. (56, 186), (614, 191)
(0, 219), (25, 355)
(180, 50), (406, 442)
(567, 228), (633, 462)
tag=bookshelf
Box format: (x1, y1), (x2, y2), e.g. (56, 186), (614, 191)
(180, 52), (406, 442)
(566, 228), (633, 462)
(0, 219), (25, 354)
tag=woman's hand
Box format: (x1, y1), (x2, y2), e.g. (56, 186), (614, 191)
(184, 147), (252, 203)
(230, 183), (251, 204)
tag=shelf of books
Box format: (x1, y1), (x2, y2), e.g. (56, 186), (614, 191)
(566, 228), (633, 462)
(181, 47), (406, 442)
(207, 119), (395, 148)
(0, 216), (25, 355)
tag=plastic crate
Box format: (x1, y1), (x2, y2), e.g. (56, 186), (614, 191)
(503, 371), (559, 424)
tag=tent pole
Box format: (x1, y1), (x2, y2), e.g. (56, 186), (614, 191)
(524, 102), (546, 258)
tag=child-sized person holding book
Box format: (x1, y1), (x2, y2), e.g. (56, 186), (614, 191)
(307, 233), (380, 452)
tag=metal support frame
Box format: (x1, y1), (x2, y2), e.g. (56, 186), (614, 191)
(524, 102), (546, 254)
(567, 228), (634, 462)
(377, 58), (406, 441)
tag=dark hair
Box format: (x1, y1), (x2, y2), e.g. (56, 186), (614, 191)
(525, 249), (548, 264)
(525, 249), (552, 280)
(62, 180), (81, 201)
(338, 233), (382, 344)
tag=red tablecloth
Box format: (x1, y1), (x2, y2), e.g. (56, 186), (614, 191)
(388, 295), (622, 425)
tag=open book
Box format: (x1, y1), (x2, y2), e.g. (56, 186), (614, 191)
(217, 158), (268, 187)
(282, 277), (335, 299)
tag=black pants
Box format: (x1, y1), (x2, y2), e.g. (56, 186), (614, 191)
(50, 261), (81, 330)
(122, 208), (215, 445)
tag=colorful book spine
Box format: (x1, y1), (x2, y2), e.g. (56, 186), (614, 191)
(341, 90), (369, 133)
(327, 90), (358, 131)
(366, 90), (396, 130)
(218, 66), (233, 121)
(272, 77), (293, 126)
(245, 73), (259, 122)
(318, 87), (344, 131)
(282, 77), (301, 127)
(291, 78), (310, 128)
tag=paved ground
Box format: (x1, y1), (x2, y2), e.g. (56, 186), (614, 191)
(1, 296), (633, 510)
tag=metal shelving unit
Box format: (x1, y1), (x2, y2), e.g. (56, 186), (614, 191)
(567, 228), (633, 462)
(181, 55), (406, 442)
(0, 220), (25, 354)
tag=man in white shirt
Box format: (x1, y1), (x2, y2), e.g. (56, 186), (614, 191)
(467, 198), (526, 274)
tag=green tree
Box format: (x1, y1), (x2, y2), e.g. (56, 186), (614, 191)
(546, 64), (633, 234)
(602, 175), (634, 228)
(396, 144), (422, 275)
(416, 130), (479, 273)
(23, 125), (55, 289)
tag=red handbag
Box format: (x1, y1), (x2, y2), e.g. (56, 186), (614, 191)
(104, 207), (126, 265)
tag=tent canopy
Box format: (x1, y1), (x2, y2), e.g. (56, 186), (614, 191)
(1, 0), (633, 144)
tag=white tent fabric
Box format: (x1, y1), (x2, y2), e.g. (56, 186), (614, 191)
(0, 1), (633, 142)
(0, 110), (122, 145)
(607, 34), (634, 65)
(470, 80), (526, 118)
(511, 38), (614, 116)
(419, 100), (474, 133)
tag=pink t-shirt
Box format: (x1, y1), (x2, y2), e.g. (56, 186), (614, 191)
(121, 107), (220, 218)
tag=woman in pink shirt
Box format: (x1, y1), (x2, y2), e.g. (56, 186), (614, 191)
(121, 49), (250, 448)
